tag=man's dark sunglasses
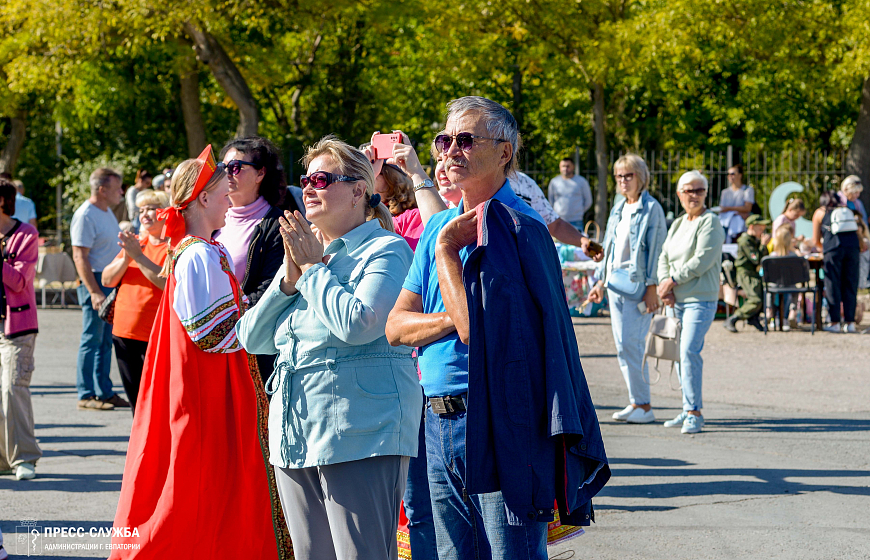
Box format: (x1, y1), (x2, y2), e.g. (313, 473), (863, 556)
(217, 159), (260, 177)
(300, 171), (362, 190)
(434, 132), (507, 153)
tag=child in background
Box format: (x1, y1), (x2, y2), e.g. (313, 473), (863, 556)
(724, 215), (770, 333)
(771, 223), (798, 257)
(773, 198), (806, 244)
(767, 224), (799, 330)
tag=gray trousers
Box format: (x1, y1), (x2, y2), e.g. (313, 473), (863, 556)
(276, 455), (409, 560)
(0, 333), (41, 470)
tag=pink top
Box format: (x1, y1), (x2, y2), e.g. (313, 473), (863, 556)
(215, 196), (271, 282)
(1, 220), (38, 337)
(772, 214), (795, 234)
(393, 208), (424, 252)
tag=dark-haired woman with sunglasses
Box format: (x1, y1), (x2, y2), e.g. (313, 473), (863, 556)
(215, 136), (305, 385)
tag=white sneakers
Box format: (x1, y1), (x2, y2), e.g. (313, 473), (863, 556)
(612, 405), (635, 421)
(843, 323), (857, 334)
(613, 405), (655, 424)
(15, 462), (35, 480)
(626, 408), (656, 423)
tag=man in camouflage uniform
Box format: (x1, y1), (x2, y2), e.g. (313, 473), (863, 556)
(724, 214), (770, 333)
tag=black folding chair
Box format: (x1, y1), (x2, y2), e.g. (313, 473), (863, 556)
(761, 255), (816, 335)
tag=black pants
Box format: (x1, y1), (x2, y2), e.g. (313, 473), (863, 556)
(824, 244), (860, 324)
(112, 336), (148, 416)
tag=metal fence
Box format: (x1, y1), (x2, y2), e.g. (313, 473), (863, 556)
(520, 149), (852, 220)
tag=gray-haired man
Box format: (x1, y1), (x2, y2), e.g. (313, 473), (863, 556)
(387, 97), (549, 559)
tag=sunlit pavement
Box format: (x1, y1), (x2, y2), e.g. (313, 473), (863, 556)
(2, 309), (868, 558)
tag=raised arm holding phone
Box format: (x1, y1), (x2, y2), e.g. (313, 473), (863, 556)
(364, 131), (447, 226)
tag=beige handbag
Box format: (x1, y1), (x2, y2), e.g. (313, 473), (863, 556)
(643, 314), (682, 385)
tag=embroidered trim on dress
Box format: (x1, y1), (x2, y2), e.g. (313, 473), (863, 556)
(182, 296), (236, 332)
(169, 236), (208, 273)
(246, 354), (295, 559)
(194, 315), (241, 353)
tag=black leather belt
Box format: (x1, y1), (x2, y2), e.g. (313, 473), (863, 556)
(429, 395), (467, 415)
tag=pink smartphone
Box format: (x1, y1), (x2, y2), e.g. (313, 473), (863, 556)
(371, 132), (402, 160)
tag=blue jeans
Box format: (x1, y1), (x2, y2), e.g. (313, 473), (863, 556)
(403, 405), (438, 560)
(425, 405), (547, 560)
(667, 301), (717, 412)
(76, 272), (116, 401)
(607, 289), (653, 405)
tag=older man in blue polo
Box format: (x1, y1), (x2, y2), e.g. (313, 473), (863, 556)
(387, 96), (608, 560)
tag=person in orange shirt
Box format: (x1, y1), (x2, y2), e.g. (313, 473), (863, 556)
(102, 189), (169, 415)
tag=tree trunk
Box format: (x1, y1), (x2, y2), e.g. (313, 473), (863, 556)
(591, 82), (608, 229)
(334, 18), (365, 139)
(290, 33), (323, 135)
(847, 77), (870, 213)
(183, 22), (258, 138)
(0, 113), (27, 175)
(179, 56), (207, 157)
(512, 63), (524, 134)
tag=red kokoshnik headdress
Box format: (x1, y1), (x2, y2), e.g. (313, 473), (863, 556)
(157, 144), (219, 249)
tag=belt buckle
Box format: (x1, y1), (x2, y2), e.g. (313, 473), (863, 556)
(431, 397), (451, 415)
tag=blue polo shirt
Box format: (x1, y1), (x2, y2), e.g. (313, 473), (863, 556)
(403, 180), (545, 397)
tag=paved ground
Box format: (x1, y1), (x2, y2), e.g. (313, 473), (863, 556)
(1, 309), (868, 559)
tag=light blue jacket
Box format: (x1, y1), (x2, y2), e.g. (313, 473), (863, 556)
(236, 219), (422, 469)
(596, 190), (667, 286)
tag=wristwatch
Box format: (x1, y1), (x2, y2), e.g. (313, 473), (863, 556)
(413, 178), (435, 191)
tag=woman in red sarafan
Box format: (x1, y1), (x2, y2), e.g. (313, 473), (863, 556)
(110, 146), (292, 559)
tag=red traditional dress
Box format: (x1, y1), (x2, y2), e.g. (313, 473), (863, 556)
(110, 236), (292, 559)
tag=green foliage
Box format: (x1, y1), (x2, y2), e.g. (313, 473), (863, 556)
(55, 152), (141, 228)
(1, 0), (869, 225)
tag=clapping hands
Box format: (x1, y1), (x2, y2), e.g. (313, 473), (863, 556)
(280, 210), (323, 267)
(278, 210), (326, 294)
(117, 231), (144, 262)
